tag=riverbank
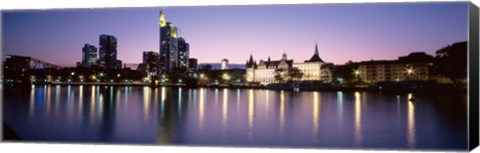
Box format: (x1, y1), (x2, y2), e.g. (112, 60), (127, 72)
(4, 81), (466, 93)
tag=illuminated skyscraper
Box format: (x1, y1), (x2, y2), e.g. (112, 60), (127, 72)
(159, 10), (178, 72)
(81, 44), (97, 68)
(99, 34), (118, 69)
(159, 10), (190, 73)
(178, 37), (190, 68)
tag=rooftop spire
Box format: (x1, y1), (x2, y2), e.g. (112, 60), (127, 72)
(315, 43), (319, 55)
(159, 10), (166, 27)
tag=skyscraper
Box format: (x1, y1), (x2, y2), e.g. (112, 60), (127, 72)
(81, 44), (97, 68)
(99, 34), (118, 69)
(159, 10), (178, 72)
(143, 51), (161, 77)
(178, 37), (190, 68)
(159, 10), (190, 73)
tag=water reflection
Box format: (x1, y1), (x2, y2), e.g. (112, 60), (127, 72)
(4, 86), (467, 149)
(312, 91), (320, 144)
(90, 86), (96, 125)
(407, 93), (416, 148)
(78, 85), (83, 117)
(222, 89), (229, 131)
(199, 88), (205, 130)
(143, 87), (151, 121)
(178, 88), (182, 115)
(354, 92), (362, 146)
(29, 85), (35, 116)
(337, 91), (344, 125)
(279, 90), (285, 140)
(248, 89), (255, 140)
(55, 85), (61, 114)
(46, 85), (51, 115)
(161, 87), (166, 118)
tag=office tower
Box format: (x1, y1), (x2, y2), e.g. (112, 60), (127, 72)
(159, 10), (179, 72)
(143, 51), (160, 64)
(188, 58), (198, 70)
(99, 34), (118, 69)
(178, 37), (190, 68)
(81, 44), (97, 68)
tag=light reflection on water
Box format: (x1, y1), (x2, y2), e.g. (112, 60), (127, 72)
(4, 85), (467, 149)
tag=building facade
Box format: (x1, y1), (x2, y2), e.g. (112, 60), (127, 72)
(141, 51), (161, 77)
(99, 34), (119, 69)
(189, 58), (198, 70)
(221, 59), (229, 70)
(356, 52), (434, 83)
(177, 37), (190, 68)
(246, 44), (332, 85)
(81, 44), (97, 68)
(159, 11), (190, 73)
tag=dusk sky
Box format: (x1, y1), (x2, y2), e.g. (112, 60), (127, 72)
(2, 2), (468, 67)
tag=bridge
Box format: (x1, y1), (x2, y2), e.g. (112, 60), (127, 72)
(3, 55), (63, 89)
(4, 55), (63, 70)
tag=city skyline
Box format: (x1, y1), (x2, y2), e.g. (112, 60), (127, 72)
(2, 2), (468, 67)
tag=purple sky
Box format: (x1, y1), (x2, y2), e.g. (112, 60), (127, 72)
(2, 2), (468, 67)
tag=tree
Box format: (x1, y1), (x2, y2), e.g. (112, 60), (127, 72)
(287, 67), (303, 82)
(274, 68), (285, 83)
(433, 41), (467, 84)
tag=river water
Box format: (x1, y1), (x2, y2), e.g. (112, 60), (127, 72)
(3, 85), (468, 150)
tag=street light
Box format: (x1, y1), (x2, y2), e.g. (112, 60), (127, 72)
(222, 73), (231, 81)
(407, 68), (413, 75)
(353, 69), (360, 84)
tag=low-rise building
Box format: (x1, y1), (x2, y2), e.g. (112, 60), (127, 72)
(246, 44), (332, 85)
(356, 52), (434, 84)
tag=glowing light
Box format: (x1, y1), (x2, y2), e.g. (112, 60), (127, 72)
(90, 85), (96, 124)
(143, 87), (150, 121)
(312, 91), (320, 143)
(354, 92), (362, 146)
(29, 85), (35, 116)
(248, 89), (255, 140)
(279, 90), (285, 139)
(78, 85), (83, 117)
(222, 88), (229, 133)
(199, 88), (205, 130)
(407, 93), (416, 148)
(222, 73), (231, 81)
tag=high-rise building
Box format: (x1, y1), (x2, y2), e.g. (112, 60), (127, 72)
(159, 10), (190, 73)
(81, 44), (97, 68)
(188, 58), (198, 70)
(159, 10), (178, 72)
(99, 34), (118, 69)
(143, 51), (160, 64)
(221, 59), (229, 70)
(178, 37), (190, 68)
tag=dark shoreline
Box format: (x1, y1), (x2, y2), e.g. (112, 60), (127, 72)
(3, 123), (22, 141)
(4, 82), (467, 93)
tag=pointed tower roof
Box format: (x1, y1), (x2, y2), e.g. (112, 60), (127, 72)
(160, 10), (166, 27)
(308, 43), (324, 62)
(248, 54), (255, 64)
